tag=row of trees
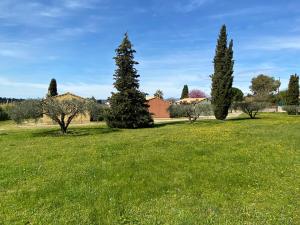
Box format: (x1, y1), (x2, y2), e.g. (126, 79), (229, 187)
(0, 97), (24, 104)
(8, 96), (107, 133)
(105, 26), (236, 127)
(6, 79), (107, 133)
(5, 25), (299, 132)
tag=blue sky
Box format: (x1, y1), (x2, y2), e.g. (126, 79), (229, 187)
(0, 0), (299, 99)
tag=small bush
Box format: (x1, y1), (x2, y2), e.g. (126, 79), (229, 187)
(237, 101), (268, 119)
(0, 106), (10, 121)
(9, 100), (43, 124)
(87, 102), (108, 122)
(282, 105), (299, 115)
(168, 104), (213, 122)
(168, 104), (187, 118)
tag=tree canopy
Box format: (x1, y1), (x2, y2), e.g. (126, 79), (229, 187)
(231, 87), (244, 102)
(154, 89), (164, 99)
(250, 74), (280, 98)
(189, 89), (207, 98)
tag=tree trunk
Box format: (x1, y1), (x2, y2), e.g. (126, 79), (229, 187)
(59, 124), (67, 134)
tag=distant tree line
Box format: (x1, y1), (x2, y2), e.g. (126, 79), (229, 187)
(0, 97), (24, 104)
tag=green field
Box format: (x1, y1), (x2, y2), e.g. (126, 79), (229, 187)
(0, 114), (299, 224)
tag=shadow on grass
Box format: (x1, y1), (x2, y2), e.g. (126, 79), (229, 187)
(227, 117), (262, 121)
(154, 120), (189, 128)
(154, 119), (226, 128)
(32, 127), (120, 137)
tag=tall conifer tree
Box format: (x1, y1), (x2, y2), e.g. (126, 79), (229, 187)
(286, 74), (299, 106)
(48, 79), (58, 97)
(181, 85), (189, 99)
(211, 25), (234, 120)
(106, 33), (153, 128)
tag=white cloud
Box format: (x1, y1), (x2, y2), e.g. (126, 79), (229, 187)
(140, 77), (211, 98)
(0, 42), (32, 59)
(59, 82), (113, 98)
(0, 77), (113, 99)
(210, 7), (276, 19)
(176, 0), (212, 13)
(62, 0), (99, 9)
(0, 0), (101, 27)
(0, 77), (47, 89)
(0, 71), (213, 99)
(244, 36), (300, 50)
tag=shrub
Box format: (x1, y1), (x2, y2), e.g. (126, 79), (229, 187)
(282, 105), (299, 115)
(0, 106), (10, 121)
(168, 104), (187, 118)
(87, 101), (108, 122)
(230, 102), (240, 112)
(169, 104), (213, 122)
(237, 101), (268, 119)
(9, 100), (42, 124)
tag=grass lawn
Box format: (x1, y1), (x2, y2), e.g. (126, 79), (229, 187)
(0, 113), (299, 224)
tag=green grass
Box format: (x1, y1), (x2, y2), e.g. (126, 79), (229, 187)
(0, 114), (299, 225)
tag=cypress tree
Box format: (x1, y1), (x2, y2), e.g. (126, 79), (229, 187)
(106, 33), (153, 128)
(47, 79), (58, 97)
(181, 85), (189, 99)
(211, 25), (234, 120)
(286, 74), (299, 106)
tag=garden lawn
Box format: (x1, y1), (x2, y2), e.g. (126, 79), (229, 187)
(0, 113), (299, 224)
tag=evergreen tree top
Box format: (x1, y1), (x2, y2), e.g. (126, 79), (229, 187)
(114, 33), (137, 61)
(48, 78), (58, 97)
(181, 85), (189, 99)
(113, 33), (140, 92)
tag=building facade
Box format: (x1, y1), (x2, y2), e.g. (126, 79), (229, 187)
(147, 97), (171, 118)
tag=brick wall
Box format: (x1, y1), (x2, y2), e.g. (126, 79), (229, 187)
(147, 98), (171, 118)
